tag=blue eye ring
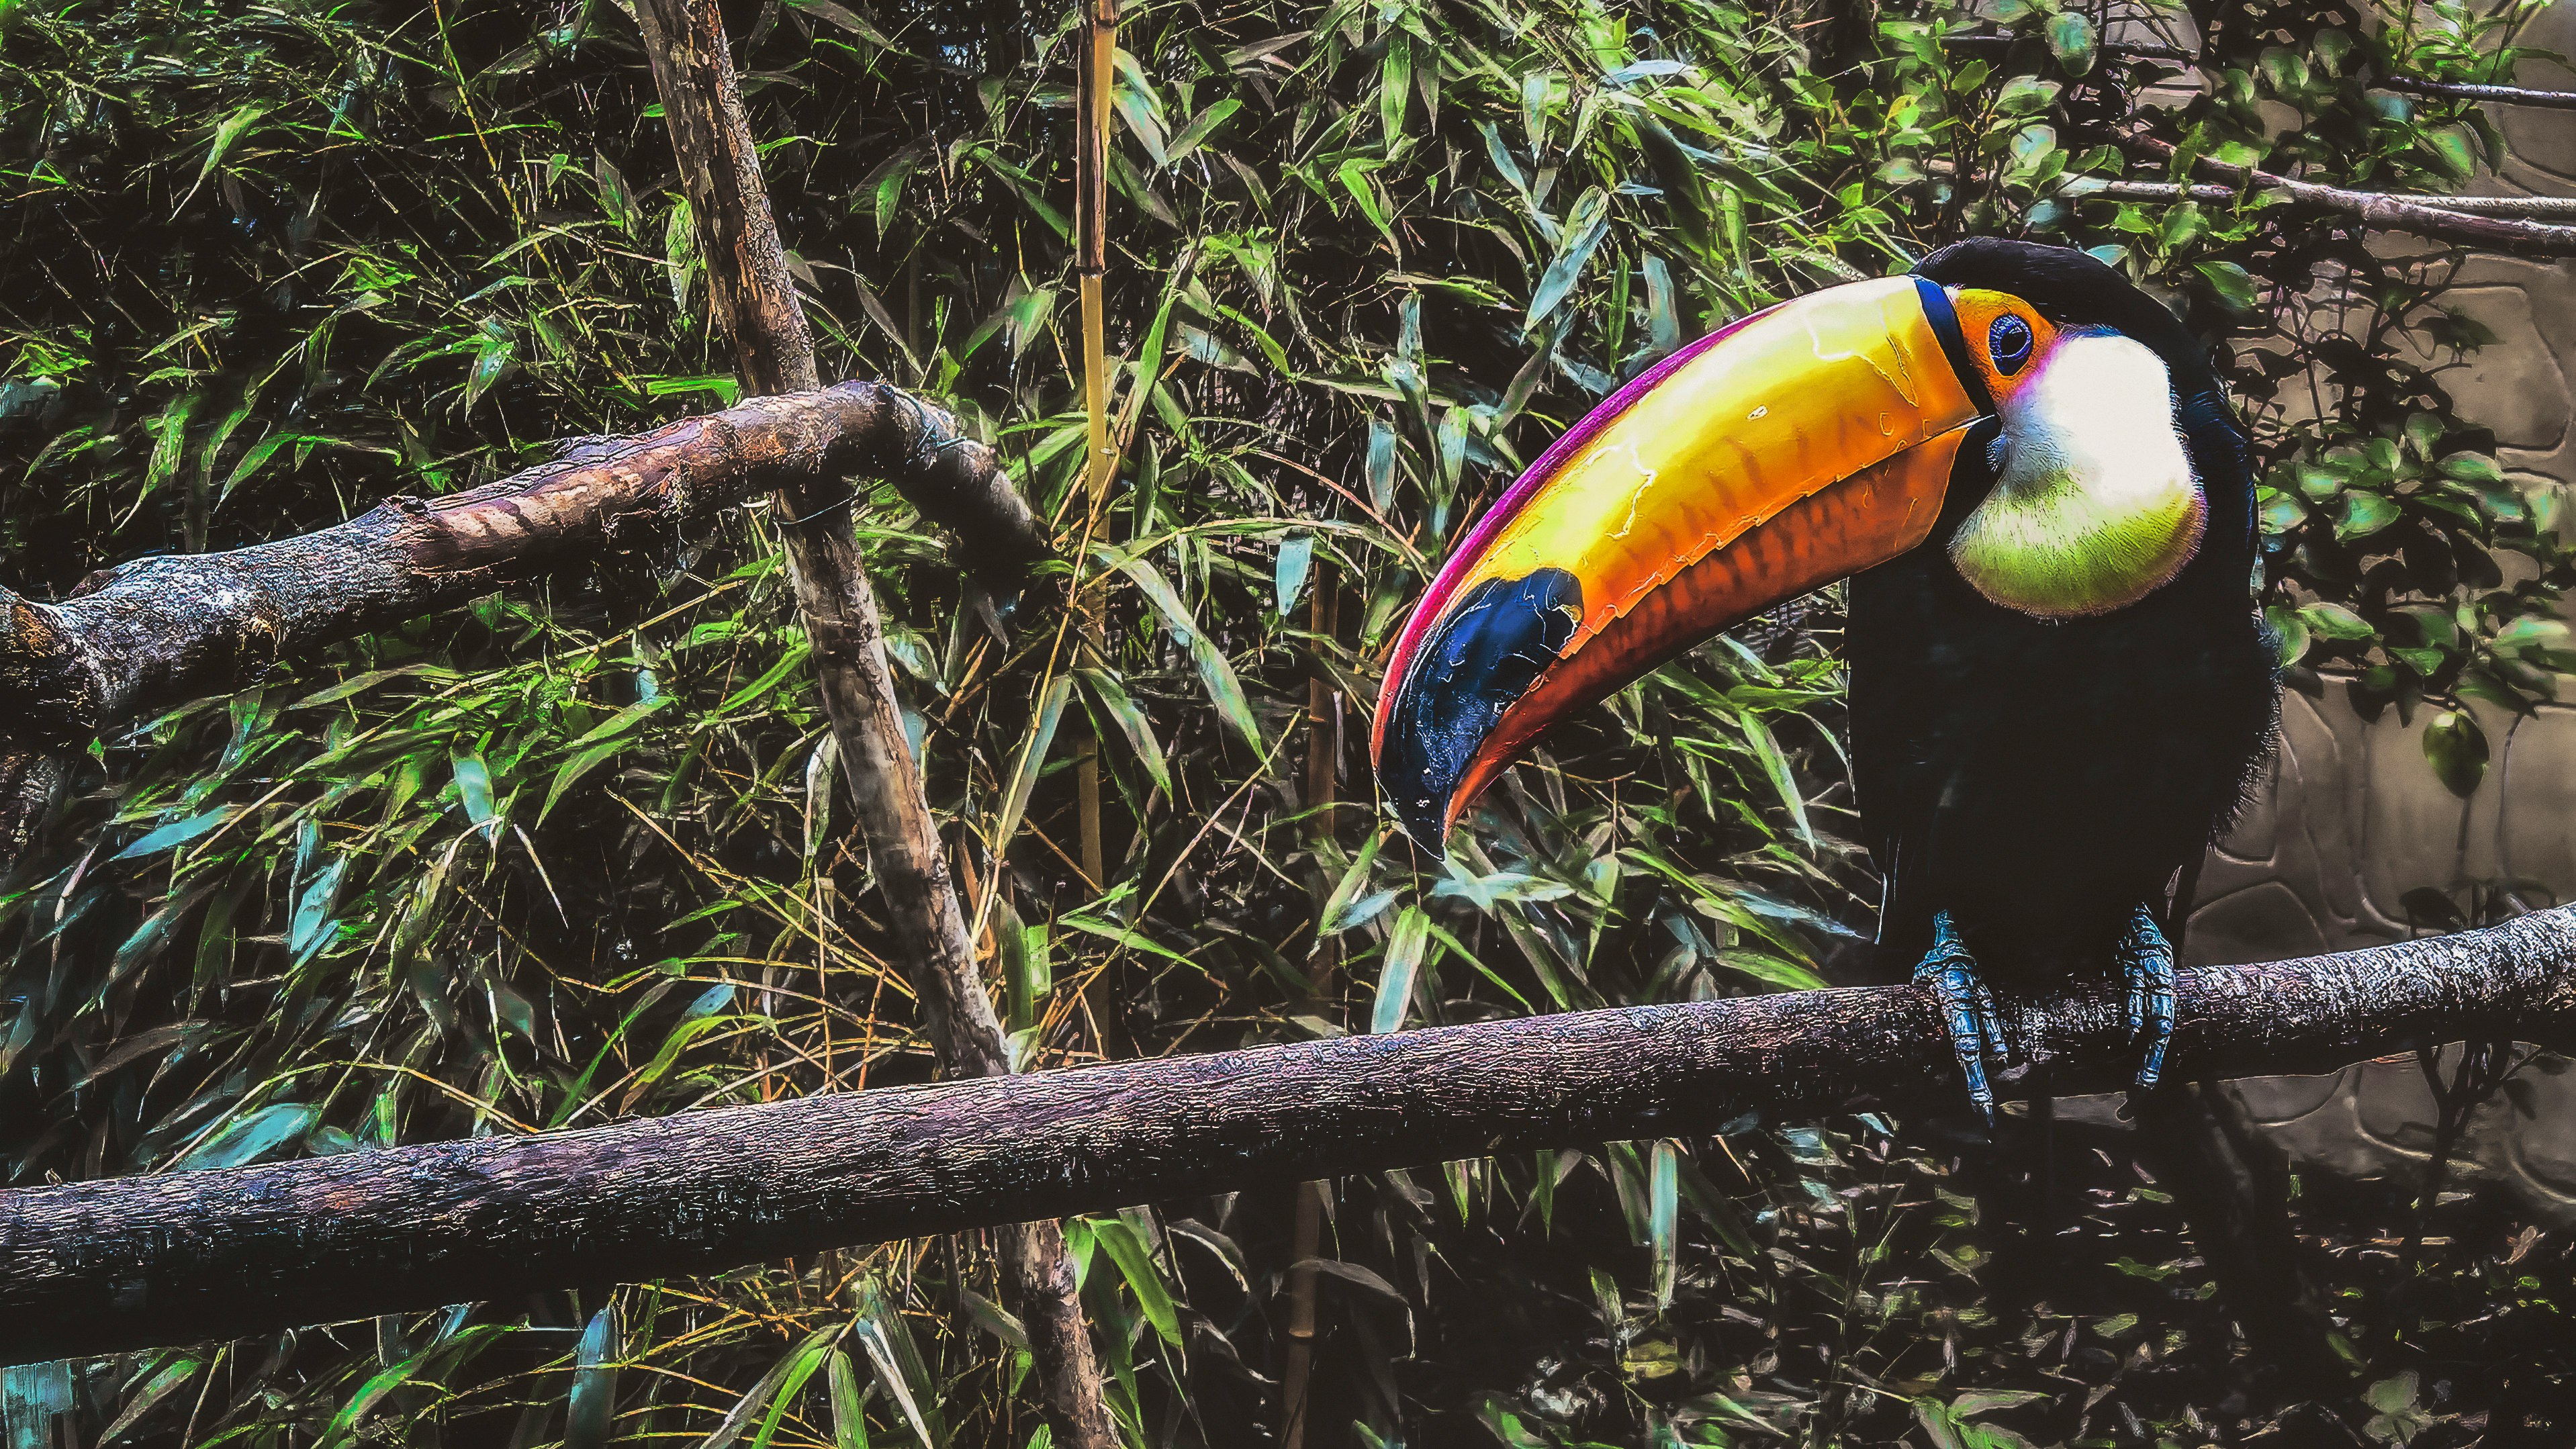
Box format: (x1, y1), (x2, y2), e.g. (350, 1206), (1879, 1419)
(1988, 314), (2035, 375)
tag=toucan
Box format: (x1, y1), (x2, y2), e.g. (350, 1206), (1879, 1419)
(1371, 239), (2279, 1119)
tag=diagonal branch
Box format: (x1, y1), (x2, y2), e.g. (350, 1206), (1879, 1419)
(627, 4), (1116, 1446)
(6, 906), (2574, 1366)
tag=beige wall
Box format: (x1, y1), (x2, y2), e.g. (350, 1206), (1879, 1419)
(2182, 19), (2576, 1218)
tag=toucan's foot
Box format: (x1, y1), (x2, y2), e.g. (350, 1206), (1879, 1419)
(1914, 910), (2005, 1124)
(2117, 904), (2178, 1089)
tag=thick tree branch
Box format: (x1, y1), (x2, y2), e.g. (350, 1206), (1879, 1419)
(627, 4), (1114, 1445)
(0, 385), (989, 751)
(5, 908), (2573, 1366)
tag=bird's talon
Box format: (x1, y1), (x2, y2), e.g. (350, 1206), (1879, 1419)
(2119, 904), (2178, 1091)
(1915, 911), (2004, 1121)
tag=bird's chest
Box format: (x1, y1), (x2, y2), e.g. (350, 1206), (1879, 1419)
(1845, 554), (2274, 933)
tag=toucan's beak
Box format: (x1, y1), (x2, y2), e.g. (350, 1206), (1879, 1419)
(1373, 275), (1997, 848)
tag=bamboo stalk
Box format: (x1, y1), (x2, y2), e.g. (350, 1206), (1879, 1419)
(1075, 0), (1117, 502)
(627, 5), (1114, 1446)
(1282, 569), (1342, 1449)
(1072, 0), (1121, 1037)
(14, 904), (2576, 1364)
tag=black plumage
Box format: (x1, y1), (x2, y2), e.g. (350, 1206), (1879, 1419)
(1848, 239), (2281, 988)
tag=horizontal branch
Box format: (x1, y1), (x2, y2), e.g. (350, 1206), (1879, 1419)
(5, 906), (2575, 1365)
(2129, 134), (2576, 254)
(1945, 34), (2576, 111)
(2375, 74), (2576, 112)
(0, 383), (1050, 751)
(2060, 175), (2576, 219)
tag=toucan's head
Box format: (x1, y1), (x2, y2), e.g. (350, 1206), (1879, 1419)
(1372, 239), (2242, 849)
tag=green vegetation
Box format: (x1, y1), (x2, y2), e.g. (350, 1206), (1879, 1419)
(0, 0), (2570, 1443)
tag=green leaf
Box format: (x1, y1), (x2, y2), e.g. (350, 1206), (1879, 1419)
(176, 1102), (320, 1172)
(826, 1350), (872, 1449)
(1074, 667), (1172, 796)
(183, 103), (268, 207)
(1379, 34), (1412, 142)
(115, 808), (229, 861)
(1736, 712), (1814, 848)
(2047, 11), (2097, 74)
(1524, 187), (1611, 334)
(453, 751), (496, 827)
(784, 0), (899, 48)
(563, 1303), (622, 1449)
(702, 1325), (839, 1449)
(2424, 709), (2488, 797)
(1317, 829), (1390, 934)
(1091, 1214), (1184, 1348)
(2194, 259), (2260, 314)
(544, 696), (674, 821)
(991, 673), (1074, 861)
(1103, 549), (1264, 758)
(2298, 602), (2376, 642)
(2425, 125), (2478, 181)
(1275, 534), (1314, 615)
(291, 857), (347, 961)
(2336, 491), (2400, 541)
(850, 1278), (946, 1449)
(1649, 1141), (1679, 1309)
(1164, 99), (1241, 165)
(99, 1356), (203, 1444)
(1371, 906), (1431, 1034)
(1950, 1389), (2049, 1417)
(2266, 604), (2310, 666)
(751, 1328), (840, 1449)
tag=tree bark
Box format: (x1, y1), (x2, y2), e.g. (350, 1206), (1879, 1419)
(0, 386), (1000, 753)
(7, 906), (2576, 1366)
(627, 5), (1113, 1446)
(2129, 134), (2576, 254)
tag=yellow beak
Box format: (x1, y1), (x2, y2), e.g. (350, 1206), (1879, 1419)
(1373, 275), (1996, 847)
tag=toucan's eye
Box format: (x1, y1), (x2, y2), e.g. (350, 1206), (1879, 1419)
(1988, 314), (2035, 375)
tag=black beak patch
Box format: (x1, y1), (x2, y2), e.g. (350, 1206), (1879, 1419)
(1379, 569), (1583, 848)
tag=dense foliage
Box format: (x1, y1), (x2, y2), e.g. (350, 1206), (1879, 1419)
(1, 0), (2571, 1444)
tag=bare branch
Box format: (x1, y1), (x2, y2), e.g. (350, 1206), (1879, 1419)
(2372, 75), (2576, 112)
(2061, 176), (2576, 219)
(0, 385), (992, 751)
(5, 906), (2573, 1366)
(2129, 135), (2576, 254)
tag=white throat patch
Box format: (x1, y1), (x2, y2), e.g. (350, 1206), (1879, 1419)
(1947, 331), (2206, 619)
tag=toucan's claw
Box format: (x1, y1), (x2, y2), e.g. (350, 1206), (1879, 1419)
(1915, 910), (2003, 1124)
(2119, 904), (2178, 1090)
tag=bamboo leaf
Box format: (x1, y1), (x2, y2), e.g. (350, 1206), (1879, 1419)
(1524, 186), (1611, 333)
(1090, 1215), (1185, 1349)
(1074, 667), (1172, 796)
(114, 809), (230, 861)
(175, 1102), (318, 1172)
(850, 1278), (946, 1449)
(1649, 1140), (1679, 1309)
(1371, 906), (1431, 1034)
(992, 673), (1074, 861)
(702, 1325), (839, 1449)
(563, 1303), (622, 1449)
